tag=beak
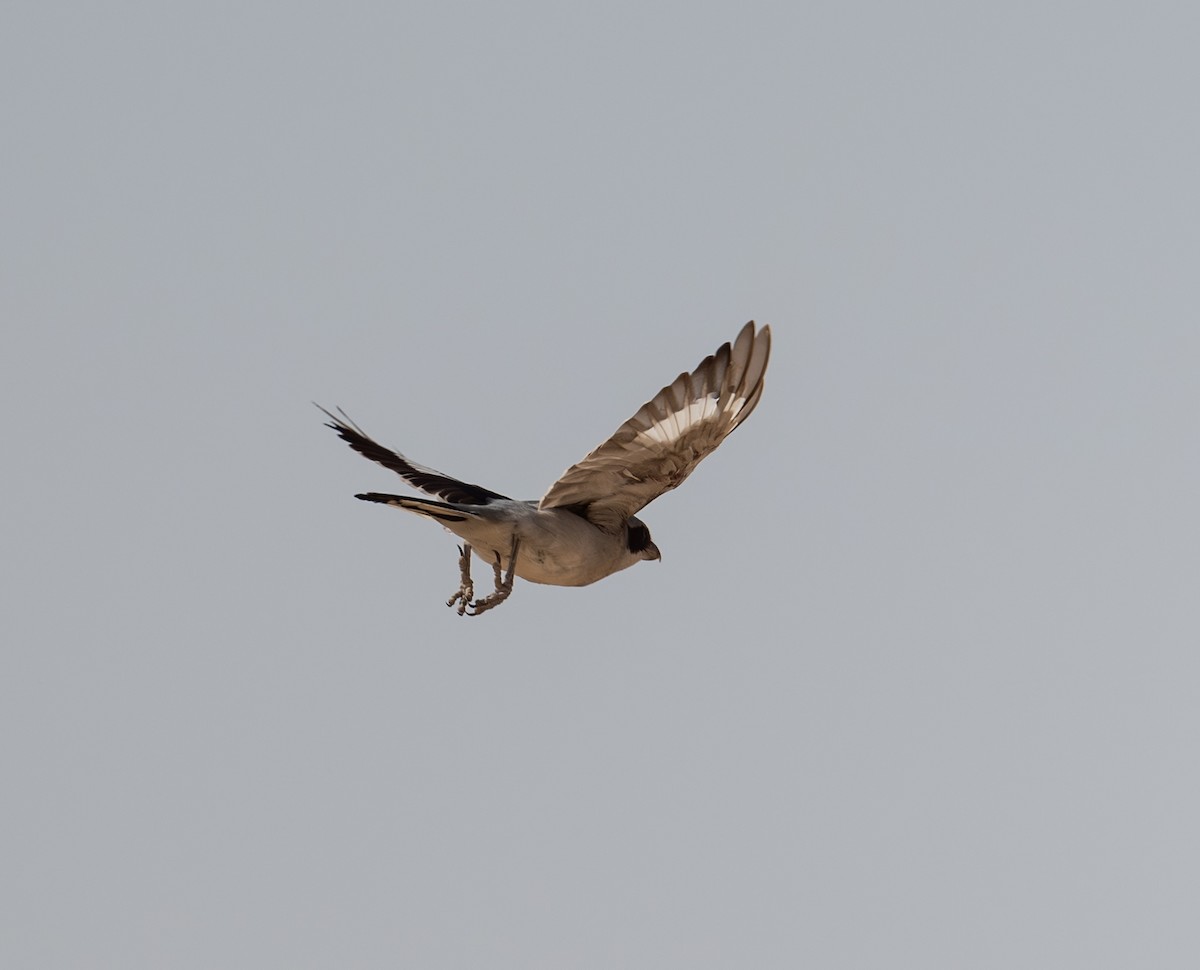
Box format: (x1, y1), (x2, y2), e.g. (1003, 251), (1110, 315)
(646, 541), (662, 562)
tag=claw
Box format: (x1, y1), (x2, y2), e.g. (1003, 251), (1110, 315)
(465, 535), (520, 616)
(445, 543), (475, 616)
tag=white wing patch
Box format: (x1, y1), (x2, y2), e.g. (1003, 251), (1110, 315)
(635, 391), (738, 446)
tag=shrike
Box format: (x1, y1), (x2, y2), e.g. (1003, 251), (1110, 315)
(320, 320), (771, 615)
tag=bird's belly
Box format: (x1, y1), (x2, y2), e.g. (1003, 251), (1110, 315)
(469, 528), (628, 588)
(468, 544), (604, 587)
(515, 547), (607, 587)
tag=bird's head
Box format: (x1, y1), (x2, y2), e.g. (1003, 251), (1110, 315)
(627, 517), (661, 562)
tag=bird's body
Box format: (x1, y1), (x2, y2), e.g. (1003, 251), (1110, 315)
(321, 320), (771, 615)
(358, 495), (651, 587)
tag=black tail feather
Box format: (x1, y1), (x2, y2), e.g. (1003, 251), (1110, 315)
(355, 492), (471, 523)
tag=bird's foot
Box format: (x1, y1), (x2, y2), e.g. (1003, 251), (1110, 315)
(446, 544), (475, 616)
(465, 536), (520, 616)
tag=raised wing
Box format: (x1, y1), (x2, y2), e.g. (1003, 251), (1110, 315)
(317, 405), (511, 505)
(538, 321), (771, 532)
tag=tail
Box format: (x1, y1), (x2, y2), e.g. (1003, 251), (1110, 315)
(355, 492), (477, 524)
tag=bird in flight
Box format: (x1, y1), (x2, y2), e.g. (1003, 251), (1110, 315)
(319, 320), (771, 616)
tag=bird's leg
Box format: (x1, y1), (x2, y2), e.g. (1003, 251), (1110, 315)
(467, 535), (520, 616)
(446, 544), (475, 616)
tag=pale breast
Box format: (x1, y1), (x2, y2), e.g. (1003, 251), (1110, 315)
(473, 508), (638, 588)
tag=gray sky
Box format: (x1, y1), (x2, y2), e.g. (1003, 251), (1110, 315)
(3, 2), (1198, 967)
